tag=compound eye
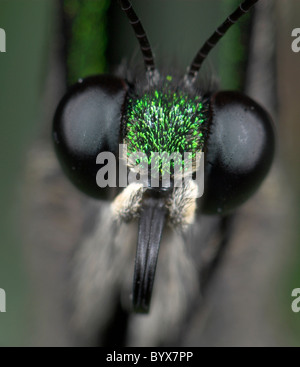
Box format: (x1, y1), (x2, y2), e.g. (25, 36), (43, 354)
(201, 91), (275, 215)
(53, 75), (128, 199)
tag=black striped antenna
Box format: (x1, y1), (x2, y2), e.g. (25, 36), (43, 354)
(185, 0), (259, 84)
(119, 0), (156, 77)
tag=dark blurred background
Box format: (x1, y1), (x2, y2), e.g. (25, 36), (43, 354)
(0, 0), (300, 346)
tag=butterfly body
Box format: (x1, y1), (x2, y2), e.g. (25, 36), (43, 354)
(51, 0), (276, 345)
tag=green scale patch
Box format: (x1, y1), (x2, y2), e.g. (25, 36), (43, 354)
(124, 88), (207, 175)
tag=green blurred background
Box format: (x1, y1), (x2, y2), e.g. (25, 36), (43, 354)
(0, 0), (300, 346)
(0, 0), (55, 346)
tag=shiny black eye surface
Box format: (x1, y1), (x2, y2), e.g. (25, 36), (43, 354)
(53, 75), (128, 199)
(201, 91), (276, 215)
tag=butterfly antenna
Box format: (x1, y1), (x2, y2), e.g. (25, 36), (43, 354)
(119, 0), (158, 82)
(185, 0), (259, 85)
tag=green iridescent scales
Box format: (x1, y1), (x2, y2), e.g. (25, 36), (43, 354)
(125, 89), (206, 174)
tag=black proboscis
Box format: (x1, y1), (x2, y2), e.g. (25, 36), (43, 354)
(134, 197), (168, 313)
